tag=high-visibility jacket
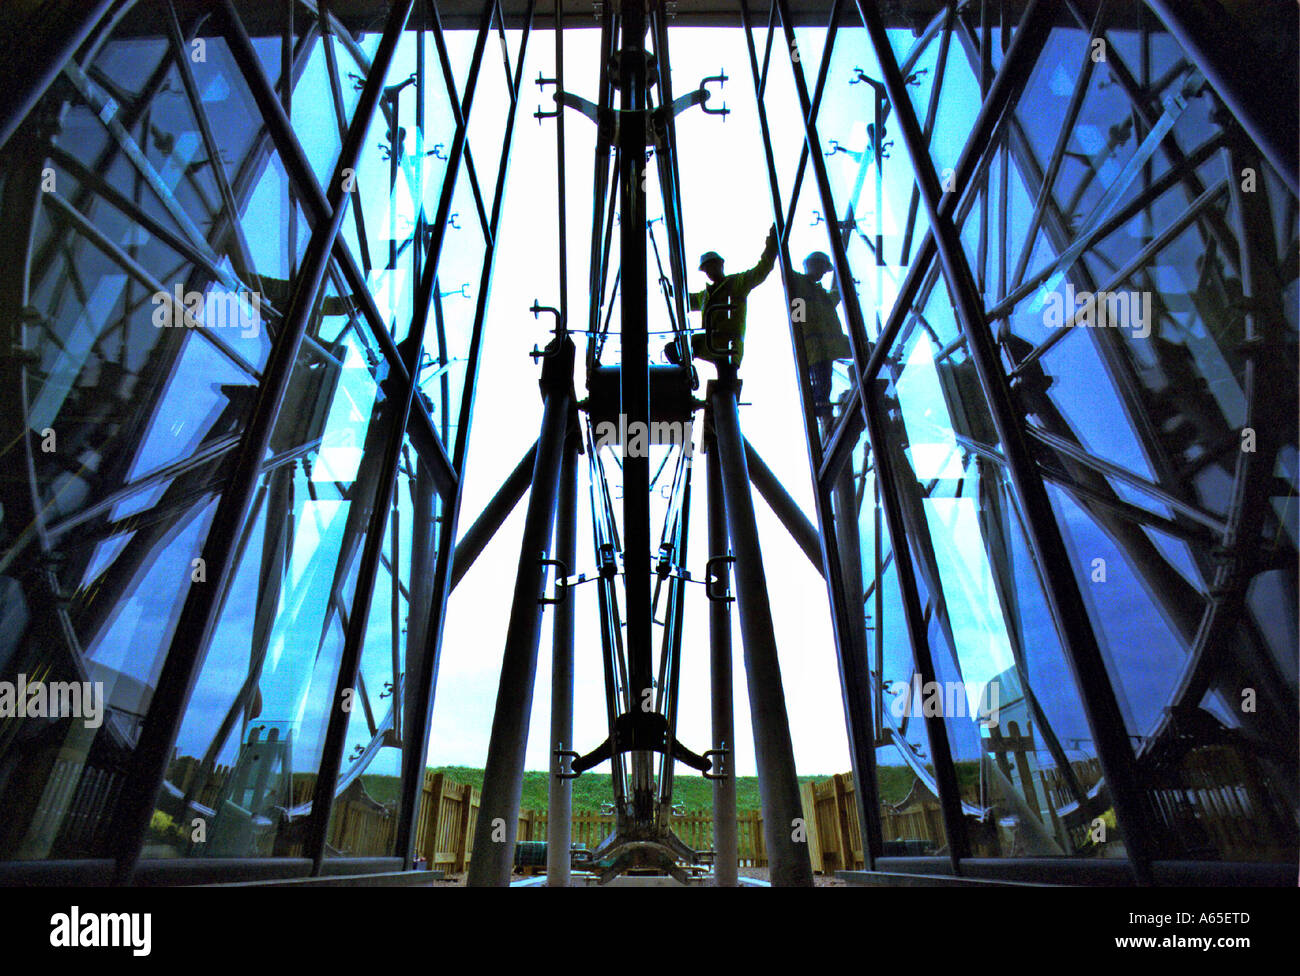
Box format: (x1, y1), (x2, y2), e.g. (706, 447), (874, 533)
(788, 271), (851, 365)
(688, 236), (777, 365)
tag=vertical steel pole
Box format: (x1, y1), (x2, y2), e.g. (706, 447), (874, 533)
(864, 398), (970, 871)
(706, 428), (739, 887)
(554, 0), (568, 333)
(467, 337), (575, 887)
(397, 0), (536, 869)
(709, 375), (814, 887)
(741, 0), (884, 869)
(616, 0), (654, 823)
(546, 432), (578, 886)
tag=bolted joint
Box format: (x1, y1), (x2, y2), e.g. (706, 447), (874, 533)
(609, 50), (658, 90)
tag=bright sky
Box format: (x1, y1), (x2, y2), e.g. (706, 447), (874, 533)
(430, 26), (853, 778)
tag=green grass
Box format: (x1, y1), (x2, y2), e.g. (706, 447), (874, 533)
(360, 763), (954, 812)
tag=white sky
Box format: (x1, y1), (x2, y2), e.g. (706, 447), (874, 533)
(429, 26), (853, 777)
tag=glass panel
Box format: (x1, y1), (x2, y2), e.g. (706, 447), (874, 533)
(1048, 478), (1297, 862)
(816, 12), (924, 337)
(0, 482), (220, 858)
(339, 28), (458, 348)
(787, 168), (856, 446)
(871, 321), (1123, 857)
(324, 433), (441, 857)
(149, 327), (390, 859)
(762, 14), (806, 214)
(421, 165), (487, 451)
(835, 427), (949, 856)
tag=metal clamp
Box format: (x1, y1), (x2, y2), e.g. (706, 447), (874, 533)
(703, 747), (729, 780)
(597, 543), (619, 579)
(530, 300), (563, 343)
(704, 302), (739, 360)
(655, 543), (675, 579)
(700, 71), (729, 118)
(534, 71), (560, 122)
(554, 749), (581, 780)
(538, 553), (569, 605)
(705, 555), (734, 603)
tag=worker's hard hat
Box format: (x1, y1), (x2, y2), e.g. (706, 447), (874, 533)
(804, 251), (832, 274)
(699, 251), (724, 270)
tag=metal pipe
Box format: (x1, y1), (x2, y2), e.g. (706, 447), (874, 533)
(466, 337), (574, 887)
(743, 439), (824, 575)
(617, 0), (654, 824)
(554, 0), (568, 335)
(742, 0), (882, 869)
(706, 430), (739, 887)
(450, 442), (539, 589)
(709, 374), (813, 887)
(303, 0), (432, 873)
(396, 0), (536, 869)
(547, 432), (578, 886)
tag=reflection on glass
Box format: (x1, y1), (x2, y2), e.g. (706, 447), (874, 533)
(151, 329), (386, 858)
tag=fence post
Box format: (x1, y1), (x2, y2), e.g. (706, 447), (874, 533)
(843, 776), (863, 867)
(456, 783), (474, 872)
(800, 781), (824, 874)
(832, 773), (853, 870)
(422, 772), (443, 867)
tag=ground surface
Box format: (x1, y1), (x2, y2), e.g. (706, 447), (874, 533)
(421, 868), (845, 886)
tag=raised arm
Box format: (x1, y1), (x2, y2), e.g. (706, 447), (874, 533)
(738, 224), (778, 293)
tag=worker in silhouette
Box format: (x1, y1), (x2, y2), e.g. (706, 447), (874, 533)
(789, 251), (852, 419)
(665, 224), (778, 369)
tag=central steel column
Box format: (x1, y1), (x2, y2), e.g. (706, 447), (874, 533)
(617, 0), (654, 823)
(706, 425), (739, 887)
(546, 431), (578, 886)
(709, 376), (814, 887)
(467, 337), (575, 887)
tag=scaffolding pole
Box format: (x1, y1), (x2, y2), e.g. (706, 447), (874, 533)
(708, 377), (814, 887)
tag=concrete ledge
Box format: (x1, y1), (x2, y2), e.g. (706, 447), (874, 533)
(207, 870), (446, 887)
(838, 870), (1054, 887)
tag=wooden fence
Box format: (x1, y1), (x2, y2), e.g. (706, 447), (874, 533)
(414, 772), (771, 871)
(412, 769), (939, 874)
(161, 744), (1296, 866)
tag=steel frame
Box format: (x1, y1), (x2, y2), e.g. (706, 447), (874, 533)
(0, 0), (532, 884)
(0, 0), (1294, 888)
(742, 0), (1296, 884)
